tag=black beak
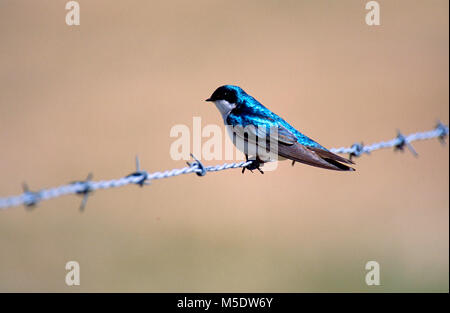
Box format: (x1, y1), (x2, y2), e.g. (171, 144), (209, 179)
(205, 98), (213, 102)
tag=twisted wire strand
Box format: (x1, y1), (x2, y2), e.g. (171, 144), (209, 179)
(0, 123), (447, 210)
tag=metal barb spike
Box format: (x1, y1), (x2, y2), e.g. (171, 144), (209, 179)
(395, 130), (418, 157)
(187, 153), (207, 177)
(71, 173), (94, 212)
(135, 155), (141, 171)
(22, 182), (40, 209)
(126, 156), (150, 187)
(349, 142), (364, 161)
(435, 121), (448, 145)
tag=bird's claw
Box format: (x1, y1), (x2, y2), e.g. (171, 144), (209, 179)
(242, 159), (264, 174)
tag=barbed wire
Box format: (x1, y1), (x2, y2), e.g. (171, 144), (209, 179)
(0, 122), (448, 211)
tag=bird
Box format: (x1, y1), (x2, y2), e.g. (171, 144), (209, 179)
(205, 85), (355, 174)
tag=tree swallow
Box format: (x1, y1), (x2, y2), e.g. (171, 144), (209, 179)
(206, 85), (355, 173)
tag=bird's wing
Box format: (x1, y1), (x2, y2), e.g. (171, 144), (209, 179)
(232, 123), (298, 145)
(307, 146), (354, 165)
(278, 143), (355, 171)
(231, 121), (355, 171)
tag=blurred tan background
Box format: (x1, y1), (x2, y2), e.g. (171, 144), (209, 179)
(0, 0), (448, 292)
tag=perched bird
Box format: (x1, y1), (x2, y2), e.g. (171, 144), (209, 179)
(206, 85), (355, 174)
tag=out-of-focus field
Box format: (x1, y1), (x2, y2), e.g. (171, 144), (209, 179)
(0, 0), (448, 292)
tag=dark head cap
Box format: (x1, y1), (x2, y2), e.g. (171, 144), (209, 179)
(205, 85), (244, 103)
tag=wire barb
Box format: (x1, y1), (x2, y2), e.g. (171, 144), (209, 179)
(435, 121), (448, 145)
(186, 153), (207, 177)
(22, 182), (40, 210)
(126, 156), (150, 187)
(71, 173), (94, 212)
(394, 130), (418, 157)
(349, 142), (365, 161)
(0, 122), (448, 211)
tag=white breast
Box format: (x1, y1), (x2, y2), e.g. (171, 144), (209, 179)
(213, 100), (283, 162)
(225, 123), (283, 162)
(213, 100), (236, 121)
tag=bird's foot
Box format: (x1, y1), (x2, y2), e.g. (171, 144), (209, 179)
(242, 157), (264, 174)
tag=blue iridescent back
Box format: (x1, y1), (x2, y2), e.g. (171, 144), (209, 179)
(225, 85), (326, 150)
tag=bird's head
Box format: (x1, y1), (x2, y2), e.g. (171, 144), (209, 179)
(206, 85), (245, 119)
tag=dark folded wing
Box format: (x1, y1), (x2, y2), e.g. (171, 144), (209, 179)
(230, 120), (355, 171)
(307, 147), (355, 165)
(232, 123), (298, 145)
(278, 143), (355, 171)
